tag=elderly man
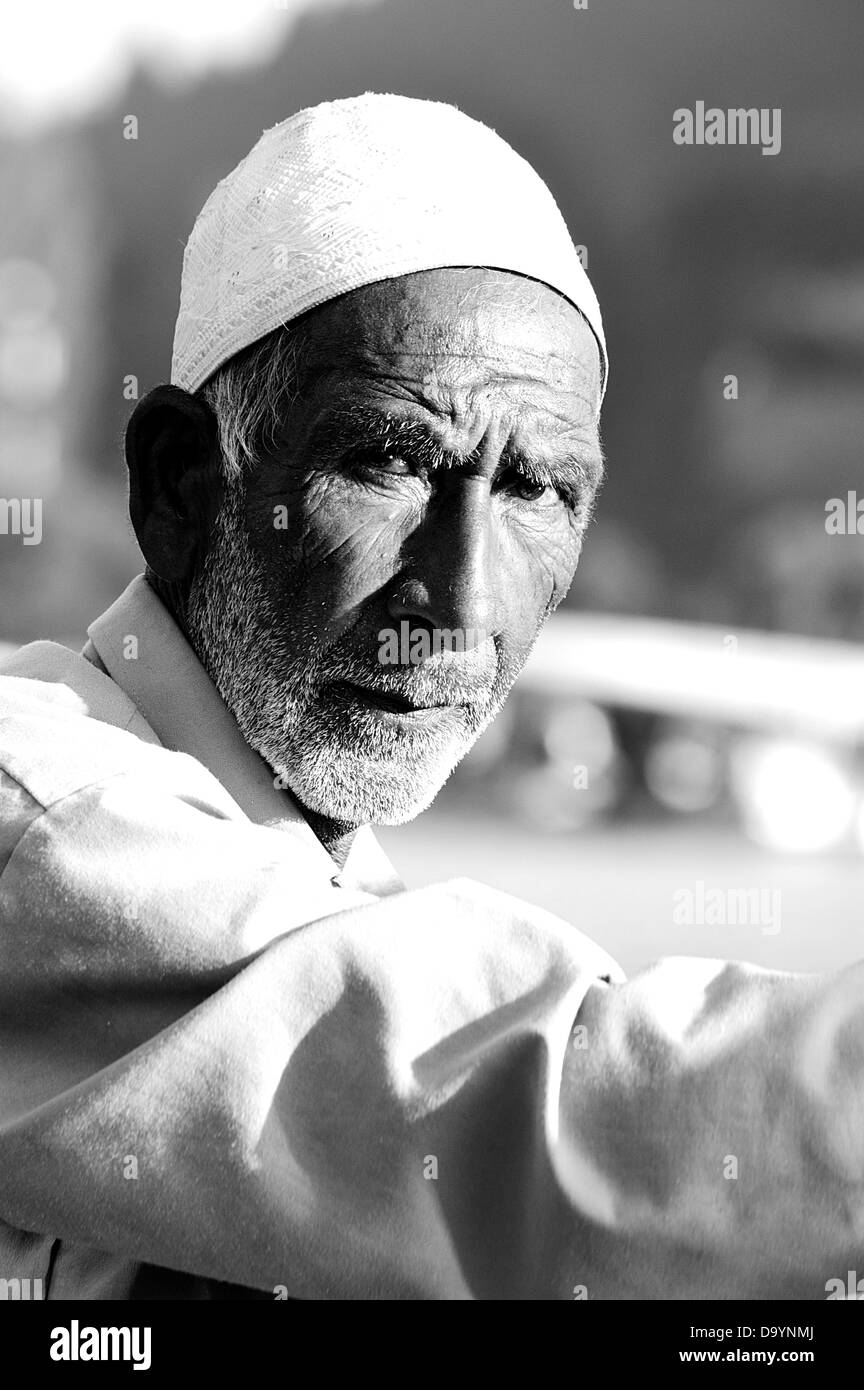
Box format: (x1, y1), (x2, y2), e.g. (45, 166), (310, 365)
(0, 93), (861, 1302)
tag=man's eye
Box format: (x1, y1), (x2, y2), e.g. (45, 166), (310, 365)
(512, 478), (551, 502)
(499, 469), (558, 504)
(349, 448), (413, 477)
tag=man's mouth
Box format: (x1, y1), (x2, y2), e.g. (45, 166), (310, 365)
(328, 680), (462, 719)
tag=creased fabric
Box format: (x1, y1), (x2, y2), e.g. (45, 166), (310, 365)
(0, 578), (861, 1300)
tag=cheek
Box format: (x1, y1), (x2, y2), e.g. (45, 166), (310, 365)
(498, 511), (584, 635)
(248, 476), (410, 630)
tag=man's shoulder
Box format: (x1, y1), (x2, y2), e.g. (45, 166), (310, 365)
(0, 639), (162, 811)
(0, 638), (146, 718)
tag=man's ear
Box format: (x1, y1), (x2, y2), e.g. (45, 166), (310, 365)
(125, 385), (223, 586)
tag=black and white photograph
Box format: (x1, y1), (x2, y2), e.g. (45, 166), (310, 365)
(0, 0), (863, 1349)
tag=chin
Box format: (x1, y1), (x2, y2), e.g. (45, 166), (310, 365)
(275, 745), (464, 827)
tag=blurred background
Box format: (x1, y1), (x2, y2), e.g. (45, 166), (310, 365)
(1, 0), (863, 971)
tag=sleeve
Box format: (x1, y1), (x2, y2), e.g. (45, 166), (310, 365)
(0, 763), (861, 1299)
(0, 763), (618, 1298)
(555, 956), (864, 1299)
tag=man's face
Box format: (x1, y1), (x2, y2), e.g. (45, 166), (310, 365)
(185, 267), (603, 824)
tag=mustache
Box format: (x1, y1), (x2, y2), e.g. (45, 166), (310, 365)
(314, 629), (501, 707)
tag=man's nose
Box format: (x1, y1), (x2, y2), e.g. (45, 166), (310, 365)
(386, 480), (502, 646)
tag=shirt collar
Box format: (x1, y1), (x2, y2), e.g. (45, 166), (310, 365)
(86, 575), (404, 897)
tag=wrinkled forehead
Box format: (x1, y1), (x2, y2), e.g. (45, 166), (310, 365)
(297, 267), (603, 413)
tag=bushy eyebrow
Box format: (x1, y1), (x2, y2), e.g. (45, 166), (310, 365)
(310, 406), (449, 471)
(307, 404), (604, 498)
(498, 437), (605, 495)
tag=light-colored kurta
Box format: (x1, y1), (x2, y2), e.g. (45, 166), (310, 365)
(0, 576), (861, 1299)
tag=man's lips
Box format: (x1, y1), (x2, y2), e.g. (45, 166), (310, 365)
(328, 679), (463, 716)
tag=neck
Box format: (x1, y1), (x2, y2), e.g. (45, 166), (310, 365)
(145, 568), (190, 636)
(300, 806), (359, 869)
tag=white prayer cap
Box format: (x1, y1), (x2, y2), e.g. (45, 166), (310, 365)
(171, 92), (607, 401)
